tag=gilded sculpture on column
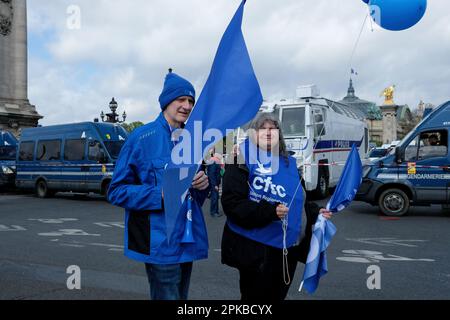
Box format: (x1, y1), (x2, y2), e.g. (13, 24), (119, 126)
(380, 85), (396, 105)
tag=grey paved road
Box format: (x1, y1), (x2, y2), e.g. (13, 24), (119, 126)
(1, 192), (449, 300)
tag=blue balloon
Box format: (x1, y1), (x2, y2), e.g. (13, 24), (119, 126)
(369, 0), (427, 31)
(361, 0), (369, 3)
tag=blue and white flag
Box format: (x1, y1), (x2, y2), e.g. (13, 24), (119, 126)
(300, 214), (337, 294)
(163, 0), (263, 241)
(300, 144), (363, 294)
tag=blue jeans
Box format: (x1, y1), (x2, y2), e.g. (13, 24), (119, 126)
(210, 188), (219, 215)
(144, 262), (193, 300)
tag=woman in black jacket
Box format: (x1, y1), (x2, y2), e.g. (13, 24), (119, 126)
(221, 113), (332, 301)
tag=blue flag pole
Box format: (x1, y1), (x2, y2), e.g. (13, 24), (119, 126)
(163, 0), (263, 242)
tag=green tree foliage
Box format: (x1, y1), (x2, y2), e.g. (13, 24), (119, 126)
(121, 121), (144, 133)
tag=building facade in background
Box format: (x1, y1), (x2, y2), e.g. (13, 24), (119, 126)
(339, 79), (415, 146)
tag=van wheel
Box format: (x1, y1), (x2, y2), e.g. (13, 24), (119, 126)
(314, 168), (329, 199)
(379, 188), (410, 216)
(35, 180), (53, 198)
(101, 180), (111, 197)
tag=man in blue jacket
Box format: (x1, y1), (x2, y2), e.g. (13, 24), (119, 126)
(108, 70), (210, 300)
(207, 155), (222, 217)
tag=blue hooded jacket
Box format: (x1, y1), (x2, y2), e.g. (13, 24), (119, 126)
(108, 112), (209, 264)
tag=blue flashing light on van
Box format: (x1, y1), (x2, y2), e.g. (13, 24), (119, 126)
(15, 122), (128, 198)
(356, 101), (450, 216)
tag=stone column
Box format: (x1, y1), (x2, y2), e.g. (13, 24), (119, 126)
(0, 0), (42, 137)
(12, 0), (28, 100)
(380, 104), (398, 145)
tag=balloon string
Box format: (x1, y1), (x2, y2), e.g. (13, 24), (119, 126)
(282, 216), (291, 286)
(248, 179), (296, 286)
(348, 12), (369, 73)
(247, 174), (302, 287)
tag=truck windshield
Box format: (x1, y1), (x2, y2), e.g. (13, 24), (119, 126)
(0, 146), (16, 160)
(103, 141), (125, 159)
(281, 107), (305, 136)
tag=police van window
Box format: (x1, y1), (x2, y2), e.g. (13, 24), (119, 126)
(37, 140), (61, 161)
(18, 141), (35, 161)
(313, 109), (326, 137)
(405, 137), (420, 162)
(417, 131), (448, 160)
(104, 141), (125, 159)
(64, 139), (86, 161)
(320, 107), (327, 121)
(314, 113), (323, 122)
(281, 108), (305, 136)
(88, 141), (106, 162)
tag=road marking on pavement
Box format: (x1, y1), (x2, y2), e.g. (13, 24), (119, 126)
(93, 222), (124, 229)
(0, 225), (26, 232)
(345, 237), (428, 248)
(57, 240), (123, 252)
(336, 250), (435, 264)
(38, 229), (101, 237)
(86, 242), (123, 251)
(59, 244), (86, 248)
(29, 218), (78, 224)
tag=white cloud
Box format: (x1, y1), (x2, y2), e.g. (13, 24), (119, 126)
(27, 0), (450, 126)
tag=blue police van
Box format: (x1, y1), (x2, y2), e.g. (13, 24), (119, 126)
(356, 101), (450, 216)
(15, 122), (128, 198)
(0, 130), (18, 189)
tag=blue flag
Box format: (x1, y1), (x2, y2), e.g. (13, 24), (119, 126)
(327, 144), (363, 213)
(163, 0), (263, 241)
(300, 214), (337, 294)
(300, 144), (363, 294)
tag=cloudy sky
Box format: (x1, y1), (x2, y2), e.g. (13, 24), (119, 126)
(27, 0), (450, 126)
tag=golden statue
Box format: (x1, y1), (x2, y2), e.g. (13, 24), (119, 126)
(380, 85), (396, 105)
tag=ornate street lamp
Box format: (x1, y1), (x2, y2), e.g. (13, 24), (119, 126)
(98, 97), (126, 123)
(109, 98), (118, 114)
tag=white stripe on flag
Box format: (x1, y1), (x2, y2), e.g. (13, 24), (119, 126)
(179, 167), (189, 181)
(181, 189), (188, 205)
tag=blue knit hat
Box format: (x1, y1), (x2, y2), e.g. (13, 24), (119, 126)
(159, 69), (196, 110)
